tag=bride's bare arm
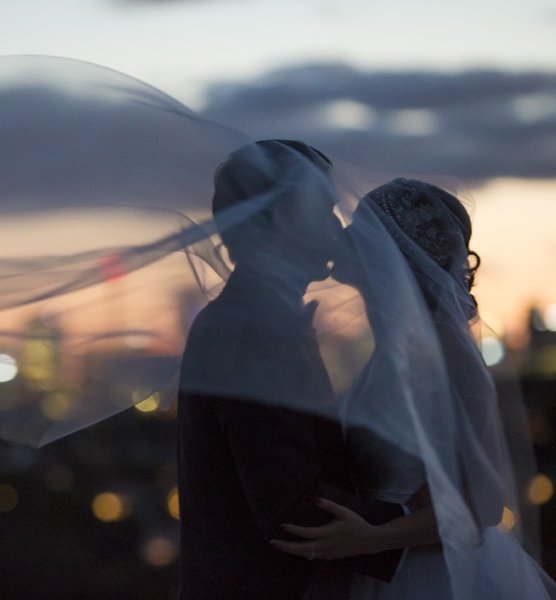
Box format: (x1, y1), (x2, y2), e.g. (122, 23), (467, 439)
(373, 502), (440, 552)
(270, 495), (439, 560)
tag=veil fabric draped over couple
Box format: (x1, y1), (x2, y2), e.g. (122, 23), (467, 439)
(0, 56), (554, 599)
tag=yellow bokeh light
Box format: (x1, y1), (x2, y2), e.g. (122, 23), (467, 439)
(41, 392), (72, 420)
(497, 506), (516, 533)
(535, 346), (556, 376)
(528, 474), (554, 505)
(0, 484), (18, 512)
(167, 487), (180, 520)
(141, 537), (177, 567)
(133, 391), (161, 413)
(21, 338), (59, 391)
(91, 492), (131, 522)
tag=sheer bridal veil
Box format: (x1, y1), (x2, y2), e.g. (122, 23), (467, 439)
(0, 56), (553, 599)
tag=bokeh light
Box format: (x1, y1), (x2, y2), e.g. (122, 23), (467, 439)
(535, 347), (556, 376)
(141, 536), (177, 567)
(0, 353), (18, 383)
(0, 484), (19, 512)
(166, 487), (180, 520)
(21, 337), (59, 391)
(91, 492), (131, 522)
(124, 326), (151, 350)
(41, 392), (72, 421)
(481, 336), (505, 367)
(133, 390), (161, 413)
(497, 506), (516, 533)
(544, 304), (556, 332)
(528, 474), (554, 506)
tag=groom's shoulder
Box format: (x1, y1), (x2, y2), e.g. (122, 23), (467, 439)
(183, 299), (270, 375)
(188, 296), (254, 342)
(179, 298), (299, 400)
(189, 292), (297, 344)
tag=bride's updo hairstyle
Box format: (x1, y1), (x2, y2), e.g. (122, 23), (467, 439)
(211, 139), (332, 263)
(362, 178), (480, 316)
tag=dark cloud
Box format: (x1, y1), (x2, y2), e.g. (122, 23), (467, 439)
(200, 64), (556, 180)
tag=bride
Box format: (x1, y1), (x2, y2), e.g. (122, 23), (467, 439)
(270, 178), (556, 599)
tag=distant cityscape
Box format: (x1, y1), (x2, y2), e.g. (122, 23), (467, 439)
(1, 304), (556, 598)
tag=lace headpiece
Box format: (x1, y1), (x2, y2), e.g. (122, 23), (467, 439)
(364, 178), (470, 270)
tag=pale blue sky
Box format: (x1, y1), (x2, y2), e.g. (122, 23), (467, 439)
(2, 0), (555, 105)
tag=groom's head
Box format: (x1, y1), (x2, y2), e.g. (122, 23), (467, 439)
(212, 139), (341, 281)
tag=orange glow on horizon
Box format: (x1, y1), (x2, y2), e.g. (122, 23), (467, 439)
(0, 177), (553, 351)
(470, 178), (556, 341)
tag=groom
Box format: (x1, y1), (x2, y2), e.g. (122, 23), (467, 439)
(177, 140), (403, 599)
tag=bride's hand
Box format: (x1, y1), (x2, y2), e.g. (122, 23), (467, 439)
(269, 498), (387, 560)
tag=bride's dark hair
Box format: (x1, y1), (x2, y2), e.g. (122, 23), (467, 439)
(363, 178), (481, 310)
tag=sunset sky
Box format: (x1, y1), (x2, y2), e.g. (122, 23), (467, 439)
(1, 0), (555, 336)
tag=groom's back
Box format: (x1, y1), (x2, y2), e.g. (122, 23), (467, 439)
(177, 281), (341, 599)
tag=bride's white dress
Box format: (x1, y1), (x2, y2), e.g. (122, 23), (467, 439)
(348, 435), (553, 599)
(348, 437), (452, 600)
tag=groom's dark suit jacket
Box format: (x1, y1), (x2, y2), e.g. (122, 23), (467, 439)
(177, 270), (403, 599)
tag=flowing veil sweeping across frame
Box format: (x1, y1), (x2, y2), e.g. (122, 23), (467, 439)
(0, 56), (554, 599)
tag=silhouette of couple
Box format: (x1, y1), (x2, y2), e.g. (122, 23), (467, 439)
(177, 138), (555, 600)
(177, 140), (438, 599)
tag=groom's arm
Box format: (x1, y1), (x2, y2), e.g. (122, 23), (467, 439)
(213, 396), (403, 581)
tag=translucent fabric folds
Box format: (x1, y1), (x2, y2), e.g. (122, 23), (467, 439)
(0, 56), (554, 599)
(0, 56), (249, 445)
(332, 179), (555, 598)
